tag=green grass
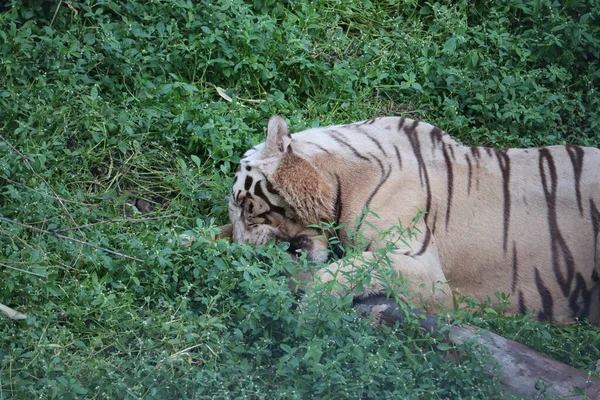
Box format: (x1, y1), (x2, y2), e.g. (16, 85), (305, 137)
(1, 0), (599, 398)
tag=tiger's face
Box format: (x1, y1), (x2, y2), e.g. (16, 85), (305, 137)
(229, 158), (330, 263)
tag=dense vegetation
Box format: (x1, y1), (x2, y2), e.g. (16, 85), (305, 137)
(1, 0), (599, 398)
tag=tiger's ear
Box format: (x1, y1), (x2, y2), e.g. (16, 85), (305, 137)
(257, 116), (334, 224)
(264, 115), (292, 157)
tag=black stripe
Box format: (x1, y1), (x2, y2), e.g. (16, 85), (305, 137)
(569, 272), (591, 319)
(518, 291), (526, 315)
(364, 134), (387, 156)
(241, 147), (258, 159)
(330, 174), (346, 257)
(415, 227), (432, 256)
(333, 174), (343, 226)
(366, 152), (379, 160)
(364, 158), (391, 211)
(305, 141), (331, 154)
(465, 154), (472, 195)
(405, 120), (425, 186)
(430, 211), (439, 235)
(240, 198), (246, 221)
(591, 199), (599, 268)
(397, 117), (406, 131)
(470, 147), (481, 191)
(511, 242), (518, 292)
(539, 148), (574, 297)
(265, 179), (278, 195)
(535, 267), (554, 321)
(393, 145), (402, 170)
(495, 148), (511, 253)
(430, 127), (443, 149)
(361, 167), (392, 223)
(356, 159), (392, 233)
(244, 176), (253, 191)
(254, 180), (286, 216)
(326, 131), (370, 162)
(566, 145), (584, 215)
(405, 120), (433, 255)
(442, 144), (454, 231)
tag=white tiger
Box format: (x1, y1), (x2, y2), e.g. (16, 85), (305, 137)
(223, 115), (600, 324)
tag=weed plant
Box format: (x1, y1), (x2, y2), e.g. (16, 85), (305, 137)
(1, 0), (599, 398)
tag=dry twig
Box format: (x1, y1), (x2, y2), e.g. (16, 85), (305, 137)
(0, 304), (27, 320)
(0, 262), (48, 279)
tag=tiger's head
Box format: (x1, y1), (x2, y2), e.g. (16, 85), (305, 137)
(226, 116), (336, 262)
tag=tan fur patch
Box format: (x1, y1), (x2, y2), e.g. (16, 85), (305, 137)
(272, 152), (334, 224)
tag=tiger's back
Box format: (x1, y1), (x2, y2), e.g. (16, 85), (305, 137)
(427, 142), (600, 323)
